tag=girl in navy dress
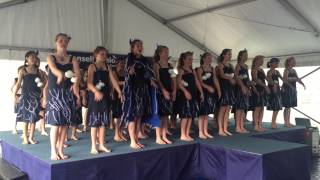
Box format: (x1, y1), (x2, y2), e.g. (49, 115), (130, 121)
(196, 52), (221, 139)
(251, 55), (269, 131)
(87, 46), (123, 154)
(234, 50), (251, 133)
(14, 51), (46, 144)
(266, 58), (283, 129)
(154, 45), (176, 144)
(216, 49), (236, 136)
(122, 39), (156, 149)
(11, 66), (24, 134)
(282, 57), (305, 127)
(177, 51), (204, 141)
(112, 59), (127, 142)
(45, 33), (81, 160)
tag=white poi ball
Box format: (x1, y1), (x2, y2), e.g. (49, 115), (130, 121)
(202, 76), (208, 80)
(170, 73), (177, 78)
(37, 82), (44, 88)
(168, 69), (174, 74)
(34, 77), (41, 83)
(71, 77), (77, 83)
(205, 73), (211, 78)
(65, 70), (74, 78)
(183, 81), (188, 87)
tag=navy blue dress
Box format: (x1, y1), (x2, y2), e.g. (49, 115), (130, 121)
(198, 66), (216, 115)
(251, 69), (267, 108)
(16, 68), (41, 123)
(281, 69), (298, 108)
(111, 72), (124, 119)
(234, 65), (250, 110)
(121, 53), (152, 125)
(45, 55), (77, 126)
(87, 64), (110, 127)
(177, 69), (199, 118)
(219, 64), (235, 106)
(267, 71), (282, 111)
(157, 63), (174, 117)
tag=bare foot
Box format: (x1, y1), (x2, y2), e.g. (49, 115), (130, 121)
(28, 139), (38, 144)
(22, 140), (29, 145)
(70, 136), (79, 141)
(130, 142), (141, 149)
(58, 152), (69, 160)
(204, 133), (214, 139)
(51, 153), (61, 160)
(199, 134), (207, 139)
(225, 131), (233, 136)
(180, 136), (192, 141)
(138, 143), (145, 148)
(91, 149), (99, 155)
(98, 145), (111, 153)
(138, 133), (148, 139)
(187, 136), (194, 141)
(241, 128), (250, 133)
(285, 123), (295, 128)
(12, 129), (18, 134)
(114, 136), (124, 142)
(271, 123), (277, 129)
(156, 138), (166, 145)
(236, 128), (244, 134)
(163, 137), (172, 144)
(218, 132), (228, 136)
(63, 143), (70, 148)
(41, 131), (49, 136)
(120, 135), (128, 142)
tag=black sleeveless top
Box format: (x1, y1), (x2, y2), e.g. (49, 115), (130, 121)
(256, 69), (266, 92)
(181, 69), (197, 97)
(158, 63), (173, 92)
(48, 55), (73, 89)
(268, 70), (280, 87)
(21, 68), (41, 94)
(127, 53), (152, 87)
(238, 65), (250, 86)
(201, 66), (215, 93)
(287, 69), (298, 88)
(92, 63), (110, 95)
(219, 64), (234, 88)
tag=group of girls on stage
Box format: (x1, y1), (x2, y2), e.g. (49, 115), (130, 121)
(12, 34), (306, 160)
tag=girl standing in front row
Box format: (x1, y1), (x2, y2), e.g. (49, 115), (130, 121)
(154, 45), (176, 144)
(45, 33), (81, 160)
(234, 50), (251, 133)
(122, 39), (156, 149)
(14, 51), (46, 144)
(251, 56), (269, 131)
(177, 51), (204, 141)
(87, 46), (123, 154)
(282, 57), (305, 127)
(196, 52), (221, 139)
(266, 58), (283, 129)
(216, 49), (236, 136)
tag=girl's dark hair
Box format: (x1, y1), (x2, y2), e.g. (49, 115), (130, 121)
(251, 55), (264, 69)
(285, 57), (294, 69)
(237, 49), (247, 63)
(93, 46), (108, 62)
(177, 51), (193, 69)
(24, 50), (39, 67)
(55, 33), (71, 42)
(200, 52), (211, 65)
(129, 39), (142, 52)
(267, 57), (280, 68)
(153, 45), (168, 63)
(218, 49), (231, 63)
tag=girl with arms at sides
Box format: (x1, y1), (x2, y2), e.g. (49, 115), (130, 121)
(153, 45), (176, 144)
(266, 58), (285, 129)
(251, 56), (269, 131)
(216, 49), (236, 136)
(177, 51), (204, 141)
(45, 33), (81, 160)
(14, 51), (46, 144)
(122, 39), (157, 149)
(87, 46), (123, 154)
(282, 57), (305, 127)
(196, 52), (221, 139)
(112, 59), (127, 142)
(234, 50), (251, 133)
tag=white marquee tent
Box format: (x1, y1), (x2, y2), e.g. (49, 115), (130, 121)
(1, 0), (320, 66)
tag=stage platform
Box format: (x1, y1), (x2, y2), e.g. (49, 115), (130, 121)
(0, 123), (311, 180)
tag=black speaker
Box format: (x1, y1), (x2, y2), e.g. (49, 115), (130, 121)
(0, 158), (27, 180)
